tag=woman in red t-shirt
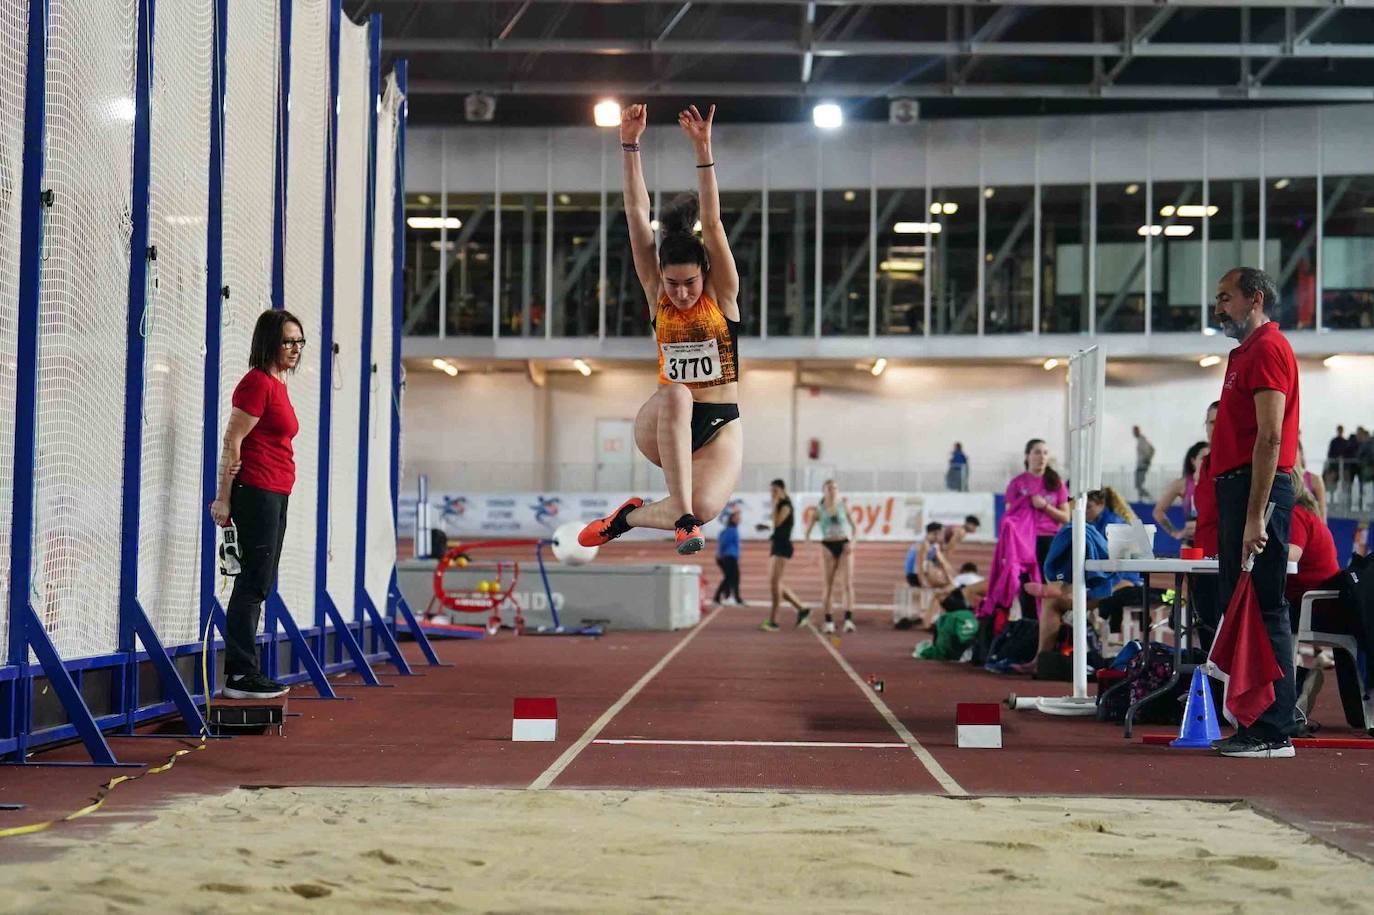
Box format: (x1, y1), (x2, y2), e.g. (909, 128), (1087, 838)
(208, 310), (304, 700)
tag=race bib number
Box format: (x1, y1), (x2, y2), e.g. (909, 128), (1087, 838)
(660, 339), (723, 383)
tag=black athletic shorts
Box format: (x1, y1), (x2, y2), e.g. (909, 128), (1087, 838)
(770, 538), (794, 559)
(906, 572), (921, 587)
(823, 539), (849, 559)
(690, 401), (740, 453)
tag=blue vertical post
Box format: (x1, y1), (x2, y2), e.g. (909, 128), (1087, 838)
(4, 0), (119, 766)
(264, 0), (336, 698)
(386, 61), (441, 666)
(198, 0), (231, 697)
(117, 0), (206, 737)
(314, 1), (378, 683)
(354, 16), (411, 674)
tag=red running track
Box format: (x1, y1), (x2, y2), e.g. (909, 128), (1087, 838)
(2, 605), (1372, 864)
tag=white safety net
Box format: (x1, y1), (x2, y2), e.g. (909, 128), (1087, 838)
(33, 0), (137, 659)
(220, 0), (277, 633)
(364, 72), (400, 609)
(0, 0), (28, 656)
(324, 17), (367, 618)
(138, 0), (213, 648)
(275, 0), (329, 630)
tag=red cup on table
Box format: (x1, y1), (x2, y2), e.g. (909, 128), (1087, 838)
(1180, 547), (1205, 560)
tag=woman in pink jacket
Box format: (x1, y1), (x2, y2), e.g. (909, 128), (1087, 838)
(979, 439), (1071, 624)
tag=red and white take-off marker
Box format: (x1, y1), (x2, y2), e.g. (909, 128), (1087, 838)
(956, 703), (1002, 749)
(512, 698), (558, 741)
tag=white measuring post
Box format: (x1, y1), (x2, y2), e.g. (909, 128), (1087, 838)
(1011, 346), (1103, 717)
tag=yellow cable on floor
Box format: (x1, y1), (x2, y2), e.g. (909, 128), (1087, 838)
(0, 598), (220, 841)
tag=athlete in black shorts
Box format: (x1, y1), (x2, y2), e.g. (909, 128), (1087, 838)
(757, 479), (808, 631)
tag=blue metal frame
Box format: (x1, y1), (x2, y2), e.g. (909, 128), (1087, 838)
(354, 16), (412, 675)
(315, 1), (379, 684)
(385, 61), (442, 667)
(198, 0), (231, 696)
(3, 0), (126, 767)
(116, 0), (207, 740)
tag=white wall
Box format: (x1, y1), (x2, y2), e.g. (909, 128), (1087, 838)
(403, 356), (1372, 493)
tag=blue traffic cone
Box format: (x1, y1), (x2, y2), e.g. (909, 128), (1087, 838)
(1170, 666), (1223, 748)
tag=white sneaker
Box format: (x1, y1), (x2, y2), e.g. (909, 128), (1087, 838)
(842, 618), (857, 633)
(822, 620), (836, 634)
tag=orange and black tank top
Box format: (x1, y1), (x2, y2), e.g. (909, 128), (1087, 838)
(653, 293), (740, 389)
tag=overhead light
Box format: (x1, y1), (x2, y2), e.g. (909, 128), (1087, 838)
(985, 253), (994, 263)
(1199, 355), (1221, 368)
(693, 220), (702, 233)
(1164, 225), (1194, 237)
(593, 100), (620, 127)
(1043, 358), (1059, 371)
(431, 358), (459, 377)
(843, 190), (856, 202)
(408, 216), (461, 230)
(893, 221), (941, 234)
(649, 219), (660, 231)
(813, 103), (843, 129)
(417, 194), (432, 205)
(870, 357), (887, 377)
(557, 193), (571, 205)
(573, 358), (592, 377)
(1159, 205), (1176, 217)
(1202, 326), (1219, 336)
(983, 187), (995, 199)
(941, 202), (958, 215)
(1137, 225), (1163, 236)
(1324, 354), (1353, 367)
(880, 259), (924, 272)
(428, 240), (456, 251)
(1125, 183), (1139, 195)
(929, 202), (942, 215)
(1274, 178), (1291, 190)
(1175, 205), (1219, 218)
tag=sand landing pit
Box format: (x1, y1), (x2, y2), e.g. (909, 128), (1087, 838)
(4, 787), (1373, 913)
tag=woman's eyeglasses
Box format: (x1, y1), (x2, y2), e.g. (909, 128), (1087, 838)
(281, 338), (307, 350)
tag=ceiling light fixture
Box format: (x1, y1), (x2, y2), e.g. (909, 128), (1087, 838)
(1125, 183), (1139, 195)
(1199, 355), (1221, 368)
(408, 216), (462, 230)
(1274, 178), (1291, 190)
(573, 358), (592, 377)
(870, 357), (888, 377)
(593, 100), (621, 127)
(813, 103), (843, 129)
(1043, 358), (1059, 371)
(893, 221), (941, 234)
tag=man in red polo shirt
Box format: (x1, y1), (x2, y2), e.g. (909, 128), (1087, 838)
(1209, 267), (1301, 759)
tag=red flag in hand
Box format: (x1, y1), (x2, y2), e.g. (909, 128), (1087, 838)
(1207, 563), (1283, 728)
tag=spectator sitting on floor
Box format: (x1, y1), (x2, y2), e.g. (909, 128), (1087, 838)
(943, 515), (981, 553)
(919, 522), (956, 594)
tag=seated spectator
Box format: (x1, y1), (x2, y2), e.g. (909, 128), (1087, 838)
(943, 515), (981, 553)
(919, 522), (955, 593)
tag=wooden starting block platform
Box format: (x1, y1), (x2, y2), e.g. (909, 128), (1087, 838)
(207, 696), (288, 737)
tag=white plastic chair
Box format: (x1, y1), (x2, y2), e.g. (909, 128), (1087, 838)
(1296, 589), (1372, 734)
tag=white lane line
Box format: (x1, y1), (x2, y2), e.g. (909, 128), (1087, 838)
(593, 739), (908, 749)
(811, 629), (968, 797)
(528, 606), (724, 790)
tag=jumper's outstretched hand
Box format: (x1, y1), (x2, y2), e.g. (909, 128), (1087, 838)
(678, 104), (715, 146)
(621, 104), (647, 144)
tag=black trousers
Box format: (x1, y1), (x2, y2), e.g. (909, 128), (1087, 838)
(714, 556), (741, 602)
(1215, 470), (1296, 739)
(225, 480), (289, 678)
(1019, 534), (1056, 620)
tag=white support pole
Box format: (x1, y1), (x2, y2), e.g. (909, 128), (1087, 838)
(1071, 493), (1088, 699)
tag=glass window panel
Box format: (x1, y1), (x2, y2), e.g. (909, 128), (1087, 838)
(875, 188), (927, 336)
(496, 194), (548, 337)
(1318, 174), (1374, 331)
(765, 190), (812, 337)
(1149, 180), (1202, 332)
(721, 191), (763, 337)
(1265, 177), (1318, 330)
(1095, 181), (1147, 333)
(820, 188), (871, 336)
(1041, 184), (1089, 334)
(432, 193), (494, 337)
(550, 192), (600, 337)
(605, 192), (650, 338)
(401, 192), (442, 336)
(928, 186), (977, 335)
(984, 184), (1034, 335)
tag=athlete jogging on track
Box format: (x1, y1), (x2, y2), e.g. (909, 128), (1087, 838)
(579, 103), (743, 555)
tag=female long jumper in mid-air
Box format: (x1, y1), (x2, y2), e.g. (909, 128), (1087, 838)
(579, 103), (744, 555)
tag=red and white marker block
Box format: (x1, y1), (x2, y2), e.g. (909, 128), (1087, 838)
(512, 698), (558, 742)
(955, 702), (1002, 749)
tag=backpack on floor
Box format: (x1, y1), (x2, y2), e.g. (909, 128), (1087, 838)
(983, 618), (1039, 671)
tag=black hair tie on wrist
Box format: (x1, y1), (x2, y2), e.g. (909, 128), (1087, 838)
(696, 161), (714, 168)
(621, 143), (641, 152)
